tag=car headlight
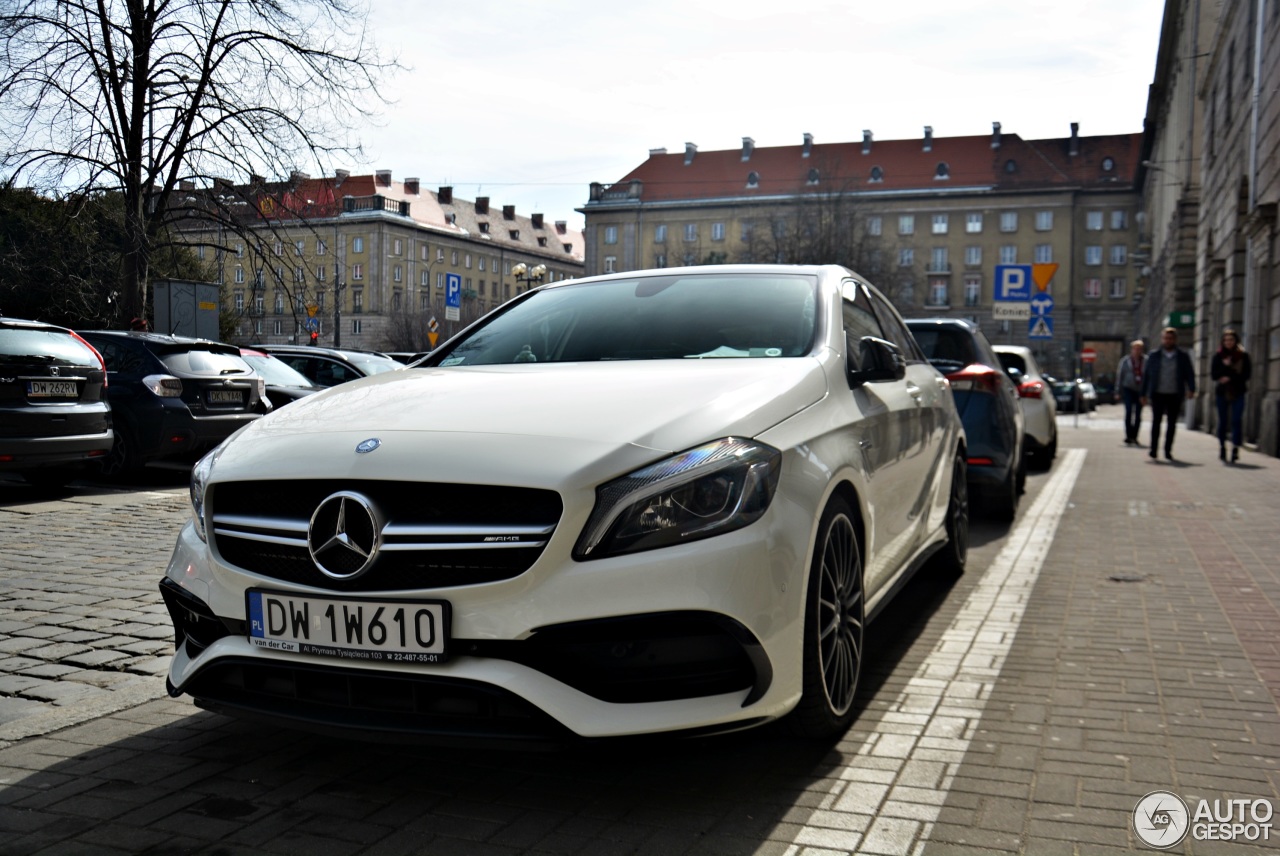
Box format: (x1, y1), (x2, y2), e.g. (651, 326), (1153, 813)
(189, 442), (226, 542)
(574, 437), (781, 560)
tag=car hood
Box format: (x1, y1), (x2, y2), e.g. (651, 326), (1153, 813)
(208, 358), (829, 486)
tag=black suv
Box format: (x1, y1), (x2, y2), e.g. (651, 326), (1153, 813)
(251, 344), (404, 387)
(77, 331), (270, 476)
(1, 317), (113, 488)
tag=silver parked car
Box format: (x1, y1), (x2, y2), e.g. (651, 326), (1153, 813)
(993, 345), (1058, 469)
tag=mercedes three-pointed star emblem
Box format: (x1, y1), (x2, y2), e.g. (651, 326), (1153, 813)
(307, 491), (382, 580)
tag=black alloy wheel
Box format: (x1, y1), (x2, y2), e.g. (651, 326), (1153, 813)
(790, 496), (865, 738)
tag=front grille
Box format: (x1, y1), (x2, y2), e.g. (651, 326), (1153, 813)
(210, 480), (562, 592)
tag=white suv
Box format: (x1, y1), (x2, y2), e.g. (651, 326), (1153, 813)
(993, 345), (1057, 469)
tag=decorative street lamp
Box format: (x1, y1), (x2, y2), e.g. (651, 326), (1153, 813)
(512, 262), (547, 291)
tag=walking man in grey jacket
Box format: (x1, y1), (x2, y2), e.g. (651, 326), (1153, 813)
(1117, 339), (1146, 445)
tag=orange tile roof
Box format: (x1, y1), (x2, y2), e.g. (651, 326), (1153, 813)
(603, 132), (1141, 204)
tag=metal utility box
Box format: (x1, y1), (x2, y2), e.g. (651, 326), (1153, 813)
(153, 280), (220, 339)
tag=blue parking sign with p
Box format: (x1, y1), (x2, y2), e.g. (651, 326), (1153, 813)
(445, 273), (462, 308)
(994, 265), (1032, 301)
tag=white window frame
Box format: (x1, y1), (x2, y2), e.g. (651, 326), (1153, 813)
(1034, 244), (1053, 264)
(1110, 245), (1128, 265)
(711, 222), (725, 241)
(866, 216), (882, 237)
(965, 213), (983, 234)
(1035, 211), (1053, 231)
(999, 245), (1017, 264)
(1083, 278), (1102, 299)
(654, 224), (667, 243)
(965, 246), (982, 266)
(1085, 246), (1102, 265)
(351, 237), (364, 254)
(604, 255), (617, 273)
(898, 215), (915, 236)
(1086, 211), (1104, 230)
(684, 223), (697, 242)
(604, 226), (618, 245)
(1109, 277), (1127, 298)
(931, 214), (948, 235)
(1110, 210), (1128, 230)
(1000, 212), (1017, 232)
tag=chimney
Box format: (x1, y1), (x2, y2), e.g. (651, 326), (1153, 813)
(555, 220), (567, 234)
(684, 142), (697, 165)
(741, 136), (754, 161)
(532, 213), (544, 229)
(473, 196), (488, 214)
(289, 170), (310, 183)
(375, 169), (392, 187)
(437, 186), (452, 204)
(503, 204), (515, 220)
(802, 132), (813, 158)
(404, 177), (420, 195)
(648, 147), (667, 156)
(923, 126), (933, 152)
(991, 122), (1002, 149)
(249, 173), (264, 185)
(334, 169), (350, 186)
(862, 130), (872, 155)
(179, 179), (194, 192)
(1069, 122), (1080, 156)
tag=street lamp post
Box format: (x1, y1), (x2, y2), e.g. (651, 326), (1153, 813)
(512, 262), (547, 292)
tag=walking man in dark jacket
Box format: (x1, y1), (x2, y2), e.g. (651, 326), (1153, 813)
(1140, 327), (1196, 461)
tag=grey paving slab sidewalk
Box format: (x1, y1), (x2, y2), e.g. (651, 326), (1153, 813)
(0, 415), (1276, 855)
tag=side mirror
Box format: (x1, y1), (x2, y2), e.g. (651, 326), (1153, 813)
(1005, 365), (1023, 381)
(849, 336), (906, 386)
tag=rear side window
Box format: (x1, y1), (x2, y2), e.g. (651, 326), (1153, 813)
(89, 339), (150, 374)
(996, 352), (1028, 375)
(0, 328), (97, 364)
(159, 349), (252, 376)
(908, 327), (978, 369)
(839, 282), (885, 372)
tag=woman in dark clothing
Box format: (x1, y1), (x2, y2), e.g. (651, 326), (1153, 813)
(1211, 329), (1251, 463)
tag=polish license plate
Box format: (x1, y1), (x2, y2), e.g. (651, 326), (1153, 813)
(246, 590), (449, 663)
(208, 390), (243, 405)
(27, 380), (78, 399)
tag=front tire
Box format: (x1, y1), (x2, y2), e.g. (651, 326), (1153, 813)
(790, 496), (864, 739)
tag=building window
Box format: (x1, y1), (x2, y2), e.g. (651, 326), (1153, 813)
(1083, 278), (1102, 299)
(1110, 277), (1127, 298)
(317, 291), (325, 310)
(931, 214), (948, 235)
(235, 243), (244, 258)
(654, 224), (667, 243)
(928, 279), (949, 306)
(999, 245), (1017, 264)
(271, 320), (282, 336)
(899, 248), (914, 267)
(393, 265), (402, 282)
(293, 240), (303, 256)
(1034, 244), (1053, 263)
(273, 293), (284, 314)
(965, 246), (982, 266)
(436, 248), (444, 262)
(930, 247), (948, 272)
(935, 162), (949, 180)
(352, 237), (364, 254)
(866, 216), (882, 237)
(436, 272), (443, 289)
(450, 251), (458, 265)
(1086, 211), (1104, 231)
(604, 226), (618, 245)
(740, 221), (754, 242)
(421, 294), (430, 312)
(604, 256), (616, 273)
(352, 263), (363, 280)
(965, 213), (983, 234)
(1000, 212), (1017, 232)
(420, 270), (429, 286)
(1085, 246), (1102, 265)
(393, 238), (402, 255)
(867, 250), (883, 274)
(746, 171), (759, 188)
(655, 253), (667, 268)
(352, 319), (362, 334)
(392, 291), (402, 311)
(1110, 245), (1127, 265)
(897, 215), (915, 236)
(353, 291), (363, 313)
(235, 267), (245, 284)
(684, 223), (697, 242)
(420, 245), (429, 261)
(197, 245), (206, 260)
(1110, 210), (1128, 230)
(478, 257), (486, 272)
(253, 295), (263, 314)
(316, 266), (325, 282)
(869, 166), (883, 182)
(711, 222), (725, 241)
(1035, 211), (1053, 231)
(964, 275), (981, 306)
(253, 319), (262, 335)
(464, 253), (472, 269)
(274, 265), (285, 283)
(234, 292), (244, 312)
(273, 241), (283, 256)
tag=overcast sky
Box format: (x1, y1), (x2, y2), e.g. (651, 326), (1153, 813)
(356, 0), (1166, 229)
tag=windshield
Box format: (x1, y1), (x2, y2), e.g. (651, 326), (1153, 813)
(906, 326), (978, 371)
(242, 353), (316, 388)
(0, 327), (98, 364)
(159, 348), (252, 376)
(437, 273), (818, 366)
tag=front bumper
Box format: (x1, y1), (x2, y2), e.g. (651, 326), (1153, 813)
(161, 500), (807, 740)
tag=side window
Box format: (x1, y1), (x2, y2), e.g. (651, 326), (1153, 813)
(840, 281), (885, 372)
(867, 291), (924, 362)
(95, 340), (145, 374)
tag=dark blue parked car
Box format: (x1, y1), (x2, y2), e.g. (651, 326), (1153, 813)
(906, 318), (1025, 520)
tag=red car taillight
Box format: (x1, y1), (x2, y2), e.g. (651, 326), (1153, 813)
(71, 331), (108, 389)
(946, 364), (1003, 394)
(1017, 380), (1044, 399)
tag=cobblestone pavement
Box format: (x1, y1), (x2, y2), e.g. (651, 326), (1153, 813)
(0, 412), (1277, 855)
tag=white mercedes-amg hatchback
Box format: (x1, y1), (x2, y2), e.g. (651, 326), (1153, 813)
(162, 265), (967, 742)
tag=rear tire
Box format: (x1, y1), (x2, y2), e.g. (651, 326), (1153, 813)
(96, 422), (140, 479)
(933, 453), (968, 578)
(789, 496), (864, 739)
(989, 461), (1020, 522)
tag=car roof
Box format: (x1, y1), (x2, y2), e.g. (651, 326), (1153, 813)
(79, 329), (233, 349)
(992, 344), (1033, 355)
(0, 316), (73, 333)
(904, 317), (979, 330)
(535, 263), (854, 291)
